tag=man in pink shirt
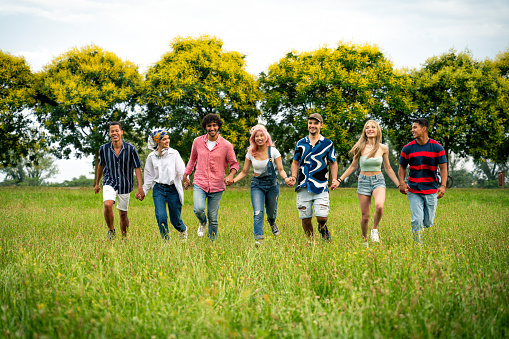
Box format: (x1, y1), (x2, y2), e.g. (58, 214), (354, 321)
(183, 114), (239, 240)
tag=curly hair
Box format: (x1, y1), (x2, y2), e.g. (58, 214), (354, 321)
(201, 114), (223, 130)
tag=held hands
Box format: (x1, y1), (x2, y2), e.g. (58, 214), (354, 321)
(399, 184), (409, 195)
(330, 178), (340, 191)
(225, 174), (234, 186)
(285, 176), (296, 187)
(135, 189), (145, 201)
(183, 177), (191, 190)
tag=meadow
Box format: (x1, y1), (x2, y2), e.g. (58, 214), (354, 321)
(0, 186), (508, 338)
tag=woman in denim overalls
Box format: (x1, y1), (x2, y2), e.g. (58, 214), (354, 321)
(233, 125), (292, 245)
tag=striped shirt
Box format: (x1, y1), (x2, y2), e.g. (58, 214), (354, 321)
(399, 139), (447, 194)
(99, 141), (142, 194)
(294, 135), (336, 194)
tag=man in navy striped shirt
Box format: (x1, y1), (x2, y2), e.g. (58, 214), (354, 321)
(398, 118), (447, 244)
(94, 122), (143, 239)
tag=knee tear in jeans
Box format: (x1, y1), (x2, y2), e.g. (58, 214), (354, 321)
(319, 204), (328, 210)
(298, 206), (306, 211)
(254, 210), (261, 216)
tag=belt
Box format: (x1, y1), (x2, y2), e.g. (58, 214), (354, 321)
(156, 183), (175, 189)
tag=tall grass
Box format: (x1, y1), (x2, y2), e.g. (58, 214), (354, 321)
(0, 187), (508, 338)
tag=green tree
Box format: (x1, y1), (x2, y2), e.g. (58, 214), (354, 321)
(387, 49), (509, 168)
(36, 45), (143, 170)
(259, 42), (406, 164)
(0, 153), (59, 186)
(0, 50), (46, 167)
(140, 35), (261, 161)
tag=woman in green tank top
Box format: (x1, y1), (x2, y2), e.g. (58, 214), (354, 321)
(338, 120), (401, 247)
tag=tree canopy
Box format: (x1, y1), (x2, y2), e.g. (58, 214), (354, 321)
(388, 50), (509, 167)
(36, 45), (143, 168)
(259, 42), (404, 163)
(0, 50), (45, 167)
(140, 35), (261, 161)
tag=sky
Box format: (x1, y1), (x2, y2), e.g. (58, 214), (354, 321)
(1, 0), (508, 182)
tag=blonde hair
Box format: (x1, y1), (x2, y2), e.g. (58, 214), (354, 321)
(348, 120), (382, 159)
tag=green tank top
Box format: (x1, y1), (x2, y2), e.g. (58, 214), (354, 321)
(359, 156), (382, 172)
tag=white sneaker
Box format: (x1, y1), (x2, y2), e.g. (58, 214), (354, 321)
(180, 229), (188, 243)
(197, 222), (206, 237)
(370, 229), (380, 242)
(363, 242), (369, 248)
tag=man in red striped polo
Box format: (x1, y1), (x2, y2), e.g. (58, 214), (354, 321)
(398, 118), (448, 244)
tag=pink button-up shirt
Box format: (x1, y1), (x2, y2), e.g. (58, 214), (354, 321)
(185, 134), (239, 193)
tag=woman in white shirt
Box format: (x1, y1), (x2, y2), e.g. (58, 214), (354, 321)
(338, 120), (400, 246)
(142, 129), (188, 242)
(233, 125), (292, 245)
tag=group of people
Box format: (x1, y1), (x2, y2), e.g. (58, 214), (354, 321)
(94, 113), (447, 246)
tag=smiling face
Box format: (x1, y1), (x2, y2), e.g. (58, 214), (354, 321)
(364, 122), (378, 139)
(206, 122), (219, 141)
(158, 135), (170, 149)
(109, 124), (123, 143)
(254, 130), (267, 147)
(412, 122), (427, 139)
(308, 118), (322, 135)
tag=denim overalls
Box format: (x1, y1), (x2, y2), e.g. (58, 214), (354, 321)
(250, 147), (279, 240)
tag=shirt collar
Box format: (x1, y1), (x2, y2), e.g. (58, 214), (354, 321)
(202, 134), (222, 144)
(305, 135), (324, 145)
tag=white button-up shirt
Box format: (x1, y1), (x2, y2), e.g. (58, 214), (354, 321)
(143, 148), (186, 204)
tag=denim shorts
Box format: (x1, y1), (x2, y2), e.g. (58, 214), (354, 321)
(296, 188), (330, 219)
(357, 173), (386, 196)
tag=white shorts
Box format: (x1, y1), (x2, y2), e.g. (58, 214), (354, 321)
(296, 188), (330, 219)
(103, 185), (130, 211)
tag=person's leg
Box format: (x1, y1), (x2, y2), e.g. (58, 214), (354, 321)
(302, 218), (313, 237)
(408, 192), (425, 244)
(422, 193), (438, 228)
(358, 194), (372, 239)
(206, 191), (223, 240)
(193, 185), (208, 225)
(104, 200), (115, 231)
(372, 187), (386, 229)
(313, 192), (331, 241)
(265, 184), (279, 232)
(297, 189), (313, 236)
(153, 185), (170, 239)
(119, 210), (129, 237)
(251, 185), (266, 241)
(167, 187), (187, 233)
(102, 185), (116, 232)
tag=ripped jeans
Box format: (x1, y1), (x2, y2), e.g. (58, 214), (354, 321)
(296, 188), (330, 219)
(250, 175), (279, 240)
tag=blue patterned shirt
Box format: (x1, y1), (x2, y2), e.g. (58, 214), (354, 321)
(293, 135), (336, 194)
(99, 141), (142, 194)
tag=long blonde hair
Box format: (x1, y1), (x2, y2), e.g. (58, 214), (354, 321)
(348, 120), (382, 159)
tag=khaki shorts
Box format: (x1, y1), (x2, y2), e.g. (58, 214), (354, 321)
(103, 185), (130, 211)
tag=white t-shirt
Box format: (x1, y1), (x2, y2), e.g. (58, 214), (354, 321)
(246, 147), (281, 174)
(206, 139), (217, 151)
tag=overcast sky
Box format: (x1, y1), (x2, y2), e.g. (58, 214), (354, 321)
(1, 0), (508, 182)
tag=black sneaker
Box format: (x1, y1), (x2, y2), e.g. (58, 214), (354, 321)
(270, 223), (280, 236)
(318, 224), (331, 242)
(107, 229), (116, 240)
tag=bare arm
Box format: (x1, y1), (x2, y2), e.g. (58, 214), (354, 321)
(437, 162), (447, 199)
(135, 167), (145, 200)
(338, 157), (359, 183)
(382, 145), (400, 187)
(94, 163), (104, 194)
(274, 156), (292, 186)
(398, 165), (409, 195)
(233, 158), (252, 184)
(289, 159), (300, 187)
(329, 161), (339, 190)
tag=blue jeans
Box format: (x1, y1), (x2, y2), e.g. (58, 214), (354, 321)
(408, 192), (438, 244)
(251, 175), (279, 240)
(193, 185), (223, 240)
(153, 183), (186, 239)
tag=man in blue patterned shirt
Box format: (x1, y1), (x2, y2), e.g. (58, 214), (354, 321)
(290, 113), (339, 241)
(94, 122), (144, 239)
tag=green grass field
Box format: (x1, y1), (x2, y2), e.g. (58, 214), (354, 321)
(1, 187), (508, 338)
